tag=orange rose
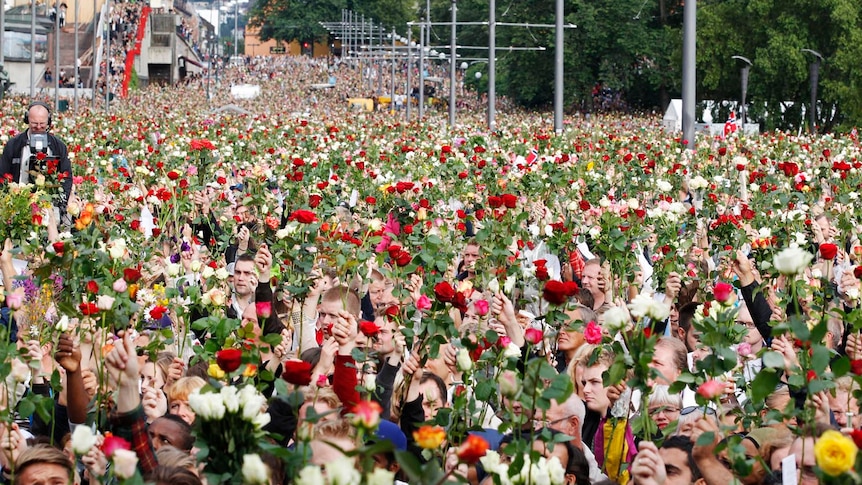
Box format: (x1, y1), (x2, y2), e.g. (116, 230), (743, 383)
(413, 426), (446, 450)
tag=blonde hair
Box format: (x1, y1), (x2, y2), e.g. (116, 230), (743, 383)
(156, 445), (197, 470)
(165, 376), (206, 403)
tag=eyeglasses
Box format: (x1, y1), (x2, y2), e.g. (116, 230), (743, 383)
(534, 414), (577, 428)
(736, 320), (757, 329)
(648, 406), (681, 416)
(680, 406), (717, 416)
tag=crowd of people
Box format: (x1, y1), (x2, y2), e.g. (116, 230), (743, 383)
(0, 52), (860, 485)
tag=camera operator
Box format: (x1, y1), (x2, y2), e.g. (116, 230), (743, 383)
(0, 102), (73, 211)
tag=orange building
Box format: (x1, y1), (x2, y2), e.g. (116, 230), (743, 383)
(244, 26), (340, 57)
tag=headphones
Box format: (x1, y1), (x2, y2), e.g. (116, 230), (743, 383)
(23, 101), (52, 128)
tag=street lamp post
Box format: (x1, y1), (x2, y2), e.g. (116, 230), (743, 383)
(731, 55), (752, 128)
(802, 48), (823, 134)
(448, 0), (456, 127)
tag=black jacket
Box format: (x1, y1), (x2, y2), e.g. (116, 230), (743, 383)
(0, 130), (73, 206)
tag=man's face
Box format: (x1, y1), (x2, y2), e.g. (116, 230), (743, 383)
(368, 279), (395, 308)
(235, 205), (253, 223)
(659, 447), (696, 485)
(559, 309), (586, 353)
(685, 327), (702, 354)
(582, 264), (602, 297)
(650, 345), (681, 386)
(317, 298), (345, 332)
(373, 316), (396, 356)
(739, 306), (762, 346)
(169, 399), (196, 425)
(461, 244), (480, 272)
(545, 400), (578, 439)
(791, 437), (818, 485)
(16, 463), (70, 485)
(233, 260), (256, 297)
(27, 107), (50, 135)
(581, 364), (611, 414)
(148, 417), (188, 451)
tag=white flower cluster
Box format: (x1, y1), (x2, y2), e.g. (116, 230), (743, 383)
(480, 450), (566, 485)
(772, 246), (813, 275)
(187, 385), (271, 429)
(295, 456), (394, 485)
(627, 293), (671, 322)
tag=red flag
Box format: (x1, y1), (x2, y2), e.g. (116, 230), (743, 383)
(525, 146), (538, 165)
(723, 112), (738, 138)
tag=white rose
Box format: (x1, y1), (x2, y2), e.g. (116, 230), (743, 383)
(773, 247), (813, 275)
(528, 224), (540, 237)
(189, 260), (202, 273)
(543, 224), (554, 237)
(201, 266), (215, 279)
(626, 198), (639, 210)
(55, 314), (70, 332)
(112, 449), (139, 479)
(503, 276), (517, 295)
(498, 369), (521, 397)
(456, 348), (473, 373)
(252, 412), (271, 430)
(96, 295), (115, 311)
(628, 294), (656, 320)
(166, 263), (181, 277)
(487, 278), (500, 293)
(188, 390), (225, 420)
(363, 373), (377, 392)
(296, 466), (325, 485)
(34, 174), (45, 187)
(603, 306), (630, 331)
(547, 456), (566, 485)
(108, 239), (127, 260)
(241, 454), (270, 485)
(220, 385), (240, 413)
(209, 288), (226, 307)
(325, 456), (361, 485)
(366, 468), (396, 485)
(656, 179), (672, 192)
(588, 226), (601, 239)
(70, 425), (98, 455)
(503, 343), (522, 359)
(215, 267), (230, 280)
(275, 228), (291, 239)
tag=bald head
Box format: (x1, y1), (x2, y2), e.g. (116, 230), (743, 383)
(27, 104), (50, 134)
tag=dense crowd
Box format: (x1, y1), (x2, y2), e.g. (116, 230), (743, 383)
(0, 53), (860, 485)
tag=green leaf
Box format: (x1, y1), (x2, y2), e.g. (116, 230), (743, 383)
(696, 431), (716, 447)
(761, 351), (785, 369)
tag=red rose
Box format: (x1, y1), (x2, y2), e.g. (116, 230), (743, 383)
(563, 281), (579, 296)
(86, 280), (99, 294)
(255, 301), (272, 319)
(457, 435), (490, 464)
(359, 320), (381, 337)
(167, 170), (180, 180)
(487, 196), (503, 208)
(434, 282), (456, 303)
(288, 210), (318, 224)
(52, 241), (65, 255)
(806, 370), (817, 382)
(190, 139), (215, 151)
(851, 429), (862, 449)
(365, 196), (377, 205)
(579, 200), (591, 211)
(542, 280), (570, 305)
(216, 348), (243, 373)
(309, 194), (322, 208)
(854, 266), (862, 279)
(819, 243), (838, 260)
(851, 359), (862, 376)
(149, 305), (167, 320)
(524, 328), (544, 345)
(101, 434), (131, 457)
(283, 360), (314, 386)
(123, 267), (142, 283)
(713, 281), (734, 303)
(534, 265), (549, 281)
(79, 302), (99, 316)
(501, 193), (517, 208)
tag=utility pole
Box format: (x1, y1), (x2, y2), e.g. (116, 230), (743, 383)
(681, 0), (695, 150)
(488, 0), (495, 131)
(448, 0), (456, 127)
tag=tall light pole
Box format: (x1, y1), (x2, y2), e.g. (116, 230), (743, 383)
(54, 0), (59, 112)
(681, 0), (695, 150)
(731, 55), (752, 128)
(406, 28), (412, 122)
(74, 0), (79, 111)
(30, 0), (36, 99)
(488, 0), (495, 131)
(448, 0), (456, 127)
(553, 0), (563, 132)
(418, 23), (425, 118)
(802, 48), (823, 134)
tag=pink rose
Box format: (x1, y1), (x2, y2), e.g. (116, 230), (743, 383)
(584, 320), (603, 345)
(498, 335), (512, 348)
(6, 288), (24, 310)
(112, 278), (128, 293)
(713, 281), (734, 303)
(737, 342), (752, 358)
(415, 294), (432, 311)
(696, 379), (725, 400)
(474, 299), (489, 316)
(255, 301), (272, 319)
(524, 328), (543, 345)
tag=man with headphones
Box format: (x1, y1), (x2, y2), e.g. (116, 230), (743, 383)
(0, 101), (73, 211)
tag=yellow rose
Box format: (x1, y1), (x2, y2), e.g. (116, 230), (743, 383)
(814, 430), (858, 476)
(413, 425), (446, 450)
(207, 363), (226, 380)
